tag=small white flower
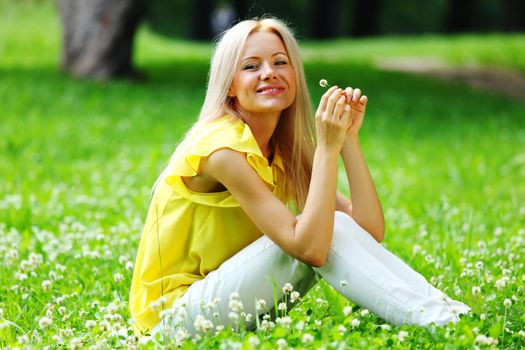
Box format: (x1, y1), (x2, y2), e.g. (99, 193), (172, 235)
(245, 313), (253, 322)
(503, 298), (512, 307)
(229, 298), (243, 313)
(85, 320), (97, 330)
(360, 309), (370, 317)
(228, 311), (239, 322)
(319, 79), (329, 88)
(248, 336), (260, 347)
(471, 286), (481, 295)
(290, 291), (300, 303)
(229, 292), (240, 300)
(276, 316), (292, 328)
(518, 330), (525, 338)
(276, 338), (287, 349)
(398, 330), (409, 342)
(282, 282), (293, 295)
(17, 334), (29, 344)
(41, 280), (52, 291)
(0, 320), (9, 330)
(339, 280), (348, 287)
(480, 313), (486, 320)
(38, 316), (52, 329)
(472, 327), (479, 334)
(58, 306), (67, 315)
(260, 319), (274, 331)
(379, 324), (391, 331)
(475, 261), (484, 270)
(302, 333), (314, 344)
(70, 337), (82, 350)
(277, 302), (287, 311)
(256, 299), (267, 311)
(194, 315), (213, 333)
(338, 325), (347, 333)
(343, 306), (353, 317)
(113, 273), (123, 283)
(351, 318), (360, 327)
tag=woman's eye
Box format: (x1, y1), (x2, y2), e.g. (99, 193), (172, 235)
(275, 60), (288, 65)
(242, 64), (258, 70)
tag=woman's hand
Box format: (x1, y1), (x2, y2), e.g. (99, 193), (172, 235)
(344, 87), (368, 140)
(315, 86), (352, 152)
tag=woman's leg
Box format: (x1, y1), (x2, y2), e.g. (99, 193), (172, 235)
(155, 235), (316, 335)
(315, 211), (470, 326)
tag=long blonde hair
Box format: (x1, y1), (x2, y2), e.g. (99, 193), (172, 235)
(168, 18), (315, 211)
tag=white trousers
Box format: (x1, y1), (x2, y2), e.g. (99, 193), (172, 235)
(155, 211), (470, 334)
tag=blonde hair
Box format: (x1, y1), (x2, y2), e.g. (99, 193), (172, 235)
(167, 18), (315, 211)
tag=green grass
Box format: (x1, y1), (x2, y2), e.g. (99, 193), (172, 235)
(1, 1), (525, 348)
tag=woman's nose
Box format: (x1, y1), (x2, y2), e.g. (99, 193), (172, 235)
(260, 62), (277, 81)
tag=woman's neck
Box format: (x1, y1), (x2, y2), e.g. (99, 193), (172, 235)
(240, 111), (280, 159)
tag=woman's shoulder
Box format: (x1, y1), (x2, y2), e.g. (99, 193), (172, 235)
(182, 115), (260, 157)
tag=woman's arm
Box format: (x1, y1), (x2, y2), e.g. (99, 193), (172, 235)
(340, 87), (384, 242)
(202, 87), (351, 267)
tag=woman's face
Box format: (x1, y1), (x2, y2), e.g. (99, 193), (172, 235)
(229, 31), (296, 117)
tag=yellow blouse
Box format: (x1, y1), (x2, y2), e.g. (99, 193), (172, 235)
(129, 115), (286, 334)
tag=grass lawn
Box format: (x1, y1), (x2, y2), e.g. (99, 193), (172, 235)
(1, 1), (524, 348)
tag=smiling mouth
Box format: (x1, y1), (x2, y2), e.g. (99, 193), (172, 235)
(257, 87), (285, 95)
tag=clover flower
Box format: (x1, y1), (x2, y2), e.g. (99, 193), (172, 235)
(282, 282), (293, 295)
(70, 337), (82, 350)
(290, 291), (300, 303)
(351, 318), (360, 327)
(194, 315), (213, 333)
(277, 302), (287, 311)
(256, 299), (267, 311)
(343, 306), (353, 317)
(302, 333), (314, 344)
(248, 336), (260, 347)
(503, 298), (512, 307)
(229, 298), (243, 313)
(38, 316), (52, 329)
(398, 331), (409, 342)
(319, 79), (330, 88)
(276, 338), (287, 349)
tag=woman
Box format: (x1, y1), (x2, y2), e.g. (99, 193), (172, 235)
(129, 17), (470, 336)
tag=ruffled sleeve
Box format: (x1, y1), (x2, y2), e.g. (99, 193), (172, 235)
(163, 116), (278, 207)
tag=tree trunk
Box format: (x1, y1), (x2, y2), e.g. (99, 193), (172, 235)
(502, 0), (525, 31)
(312, 0), (340, 39)
(57, 0), (145, 80)
(352, 0), (381, 37)
(445, 0), (476, 33)
(190, 0), (213, 41)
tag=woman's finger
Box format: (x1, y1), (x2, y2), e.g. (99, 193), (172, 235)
(340, 103), (351, 127)
(332, 94), (347, 120)
(325, 88), (343, 118)
(352, 88), (361, 103)
(344, 87), (353, 104)
(316, 86), (339, 117)
(359, 95), (368, 105)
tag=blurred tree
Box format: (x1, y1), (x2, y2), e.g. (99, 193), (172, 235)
(311, 0), (340, 38)
(352, 0), (381, 37)
(445, 0), (476, 33)
(57, 0), (146, 80)
(146, 0), (213, 40)
(503, 0), (525, 31)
